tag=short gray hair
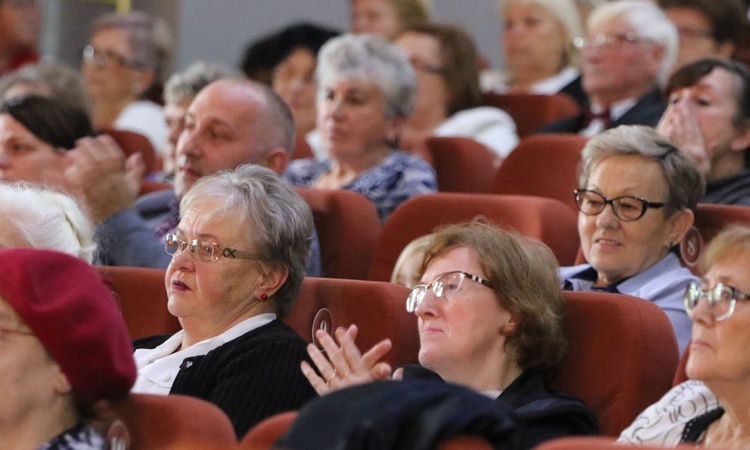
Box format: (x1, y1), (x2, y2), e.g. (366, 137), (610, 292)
(163, 61), (241, 106)
(0, 183), (95, 262)
(588, 0), (678, 87)
(316, 33), (417, 118)
(579, 125), (705, 216)
(180, 164), (314, 317)
(0, 61), (92, 114)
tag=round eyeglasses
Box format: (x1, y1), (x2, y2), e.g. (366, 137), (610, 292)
(164, 233), (263, 263)
(574, 189), (666, 222)
(82, 45), (141, 69)
(406, 271), (494, 313)
(684, 282), (750, 322)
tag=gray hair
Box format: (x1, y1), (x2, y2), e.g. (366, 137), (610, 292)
(91, 11), (173, 82)
(0, 61), (92, 114)
(501, 0), (584, 68)
(588, 0), (678, 87)
(179, 164), (313, 317)
(579, 125), (705, 216)
(0, 183), (95, 263)
(316, 33), (417, 118)
(163, 61), (241, 106)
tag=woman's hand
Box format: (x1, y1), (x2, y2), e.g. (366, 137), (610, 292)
(300, 324), (393, 395)
(657, 101), (711, 177)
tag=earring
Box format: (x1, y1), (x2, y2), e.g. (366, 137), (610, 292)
(665, 241), (673, 249)
(259, 293), (268, 301)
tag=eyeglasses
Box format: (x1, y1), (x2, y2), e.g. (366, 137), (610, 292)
(164, 233), (264, 263)
(406, 271), (493, 313)
(684, 282), (750, 322)
(82, 45), (141, 69)
(575, 32), (646, 50)
(574, 189), (665, 222)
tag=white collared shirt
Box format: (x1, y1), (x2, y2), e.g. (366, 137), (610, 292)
(131, 313), (276, 395)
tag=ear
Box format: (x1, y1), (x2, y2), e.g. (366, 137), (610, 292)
(52, 365), (73, 396)
(666, 208), (695, 246)
(646, 44), (667, 76)
(499, 311), (519, 337)
(131, 68), (155, 96)
(260, 147), (290, 175)
(257, 266), (289, 299)
(729, 125), (750, 153)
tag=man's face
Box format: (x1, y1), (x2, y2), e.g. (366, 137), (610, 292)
(173, 81), (267, 198)
(582, 16), (663, 104)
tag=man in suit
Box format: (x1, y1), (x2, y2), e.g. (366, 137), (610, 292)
(540, 1), (678, 136)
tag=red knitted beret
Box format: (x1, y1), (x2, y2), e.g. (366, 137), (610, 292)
(0, 248), (136, 403)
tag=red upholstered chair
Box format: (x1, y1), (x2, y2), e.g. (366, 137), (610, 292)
(240, 411), (298, 450)
(292, 187), (382, 280)
(425, 136), (501, 193)
(101, 128), (159, 174)
(481, 93), (580, 137)
(535, 436), (706, 449)
(95, 266), (178, 339)
(678, 203), (750, 274)
(673, 344), (691, 386)
(368, 193), (580, 281)
(488, 133), (588, 211)
(284, 277), (419, 369)
(101, 393), (238, 449)
(552, 291), (679, 436)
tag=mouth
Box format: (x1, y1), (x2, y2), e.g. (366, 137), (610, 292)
(594, 237), (621, 248)
(171, 280), (190, 291)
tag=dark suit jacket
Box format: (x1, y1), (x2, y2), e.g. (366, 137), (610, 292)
(538, 87), (665, 134)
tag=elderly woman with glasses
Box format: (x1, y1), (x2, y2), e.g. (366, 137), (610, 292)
(131, 164), (317, 439)
(82, 11), (170, 153)
(301, 221), (598, 447)
(560, 125), (705, 354)
(618, 224), (750, 447)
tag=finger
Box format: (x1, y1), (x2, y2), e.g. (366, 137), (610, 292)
(300, 360), (330, 396)
(335, 326), (364, 373)
(393, 367), (404, 381)
(360, 339), (392, 369)
(315, 328), (350, 375)
(306, 342), (337, 382)
(371, 362), (393, 380)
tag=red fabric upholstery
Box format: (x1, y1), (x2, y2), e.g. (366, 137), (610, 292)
(488, 133), (588, 211)
(425, 136), (501, 193)
(101, 128), (159, 174)
(536, 436), (706, 449)
(240, 411), (298, 450)
(552, 291), (679, 436)
(284, 277), (419, 369)
(95, 266), (178, 339)
(293, 187), (381, 280)
(368, 193), (580, 281)
(293, 134), (314, 160)
(481, 93), (580, 137)
(673, 343), (690, 386)
(101, 393), (237, 449)
(438, 436), (494, 449)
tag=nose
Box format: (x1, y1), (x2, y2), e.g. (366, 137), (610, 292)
(0, 147), (10, 168)
(168, 241), (195, 270)
(689, 294), (715, 325)
(414, 290), (439, 318)
(176, 126), (200, 159)
(595, 202), (620, 229)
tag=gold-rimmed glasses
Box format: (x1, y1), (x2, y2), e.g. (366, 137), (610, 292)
(164, 233), (264, 263)
(406, 271), (494, 313)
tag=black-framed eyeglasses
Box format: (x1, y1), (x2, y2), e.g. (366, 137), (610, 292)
(575, 32), (647, 50)
(164, 233), (264, 263)
(684, 282), (750, 322)
(406, 271), (494, 313)
(82, 45), (141, 69)
(573, 189), (666, 222)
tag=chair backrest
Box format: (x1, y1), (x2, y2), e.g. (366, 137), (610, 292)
(679, 203), (750, 274)
(101, 128), (159, 174)
(101, 393), (238, 449)
(240, 411), (298, 450)
(368, 193), (580, 281)
(482, 93), (580, 137)
(96, 266), (178, 339)
(488, 133), (588, 211)
(535, 436), (705, 450)
(284, 277), (419, 369)
(552, 291), (679, 437)
(293, 187), (382, 280)
(673, 342), (690, 386)
(425, 136), (501, 193)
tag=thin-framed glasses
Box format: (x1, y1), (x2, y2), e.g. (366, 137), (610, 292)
(164, 233), (264, 263)
(574, 32), (646, 50)
(406, 271), (493, 313)
(574, 189), (665, 222)
(684, 282), (750, 322)
(82, 45), (141, 69)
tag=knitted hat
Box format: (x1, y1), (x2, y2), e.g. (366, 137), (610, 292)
(0, 248), (136, 403)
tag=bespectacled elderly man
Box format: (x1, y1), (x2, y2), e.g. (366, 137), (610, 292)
(540, 0), (678, 136)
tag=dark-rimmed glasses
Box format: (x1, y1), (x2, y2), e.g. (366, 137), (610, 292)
(406, 271), (494, 313)
(574, 189), (665, 222)
(82, 45), (141, 69)
(165, 233), (263, 263)
(684, 282), (750, 322)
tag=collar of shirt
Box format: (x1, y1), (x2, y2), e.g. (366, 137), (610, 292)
(579, 97), (639, 137)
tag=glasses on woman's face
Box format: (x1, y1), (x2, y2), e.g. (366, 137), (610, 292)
(82, 45), (140, 69)
(406, 271), (494, 313)
(574, 189), (666, 222)
(684, 282), (750, 322)
(164, 233), (263, 263)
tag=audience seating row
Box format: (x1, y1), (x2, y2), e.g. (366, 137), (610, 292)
(481, 92), (581, 138)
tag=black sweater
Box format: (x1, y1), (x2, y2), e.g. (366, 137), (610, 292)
(134, 320), (317, 439)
